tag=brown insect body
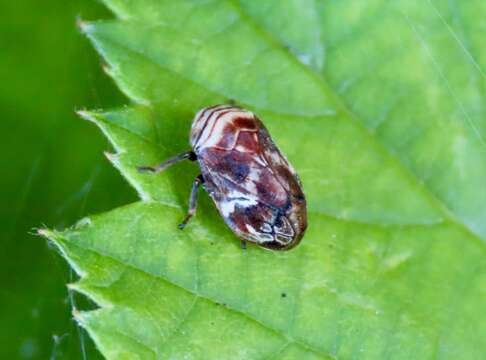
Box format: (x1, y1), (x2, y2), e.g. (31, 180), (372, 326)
(190, 105), (307, 250)
(138, 105), (307, 250)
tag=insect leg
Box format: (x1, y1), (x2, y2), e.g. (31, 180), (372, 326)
(178, 174), (204, 230)
(137, 151), (196, 173)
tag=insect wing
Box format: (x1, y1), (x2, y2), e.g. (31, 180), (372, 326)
(197, 122), (306, 249)
(255, 120), (307, 242)
(197, 149), (282, 246)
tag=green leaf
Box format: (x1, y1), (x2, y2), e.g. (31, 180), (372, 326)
(42, 0), (486, 358)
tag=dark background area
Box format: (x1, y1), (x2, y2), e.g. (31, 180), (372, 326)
(0, 1), (136, 358)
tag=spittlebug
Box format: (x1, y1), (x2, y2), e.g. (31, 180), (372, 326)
(138, 105), (307, 250)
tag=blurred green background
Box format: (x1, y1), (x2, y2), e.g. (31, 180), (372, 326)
(0, 1), (136, 358)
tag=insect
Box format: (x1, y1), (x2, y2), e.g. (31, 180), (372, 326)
(138, 105), (307, 250)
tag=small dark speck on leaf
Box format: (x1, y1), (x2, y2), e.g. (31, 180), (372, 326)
(281, 293), (287, 298)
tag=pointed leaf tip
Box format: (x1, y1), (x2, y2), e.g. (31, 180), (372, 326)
(76, 17), (94, 35)
(76, 109), (96, 121)
(103, 151), (116, 162)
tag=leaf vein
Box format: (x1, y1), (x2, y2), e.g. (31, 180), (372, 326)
(58, 234), (333, 358)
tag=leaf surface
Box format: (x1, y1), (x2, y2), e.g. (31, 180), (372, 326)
(43, 0), (486, 358)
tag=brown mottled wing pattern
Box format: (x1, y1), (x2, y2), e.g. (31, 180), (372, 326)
(196, 114), (307, 249)
(255, 117), (307, 245)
